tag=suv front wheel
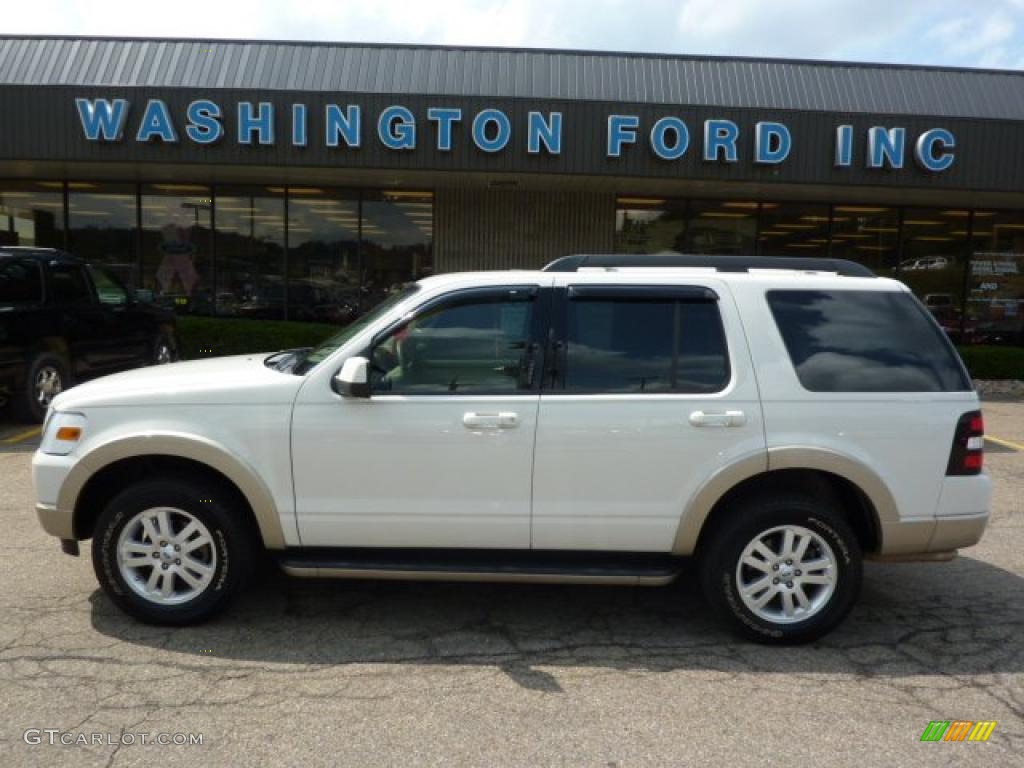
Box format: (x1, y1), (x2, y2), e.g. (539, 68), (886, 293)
(699, 494), (862, 644)
(92, 477), (255, 625)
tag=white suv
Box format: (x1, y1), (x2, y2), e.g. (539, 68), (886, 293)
(31, 254), (992, 644)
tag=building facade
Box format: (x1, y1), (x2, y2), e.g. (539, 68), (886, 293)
(0, 36), (1022, 342)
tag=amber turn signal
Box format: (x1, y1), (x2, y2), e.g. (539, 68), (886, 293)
(55, 426), (82, 441)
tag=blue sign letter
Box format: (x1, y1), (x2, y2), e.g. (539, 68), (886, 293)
(755, 121), (790, 164)
(292, 104), (307, 147)
(703, 119), (739, 162)
(914, 128), (955, 172)
(835, 124), (854, 167)
(649, 117), (689, 160)
(379, 106), (416, 150)
(867, 126), (905, 169)
(136, 99), (178, 143)
(238, 102), (274, 145)
(528, 111), (562, 155)
(185, 100), (223, 144)
(428, 108), (462, 151)
(75, 98), (128, 141)
(472, 109), (511, 153)
(607, 115), (639, 157)
(326, 105), (361, 148)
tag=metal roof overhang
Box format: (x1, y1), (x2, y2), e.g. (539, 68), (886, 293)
(2, 159), (1022, 210)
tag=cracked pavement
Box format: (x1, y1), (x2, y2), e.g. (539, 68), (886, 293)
(0, 402), (1022, 766)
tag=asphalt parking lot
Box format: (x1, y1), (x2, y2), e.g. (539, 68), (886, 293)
(0, 404), (1021, 767)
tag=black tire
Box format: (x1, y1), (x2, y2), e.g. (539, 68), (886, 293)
(12, 352), (69, 423)
(699, 493), (862, 645)
(91, 476), (256, 625)
(151, 331), (178, 365)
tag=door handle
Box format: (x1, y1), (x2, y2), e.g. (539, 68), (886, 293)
(463, 411), (519, 430)
(689, 410), (746, 428)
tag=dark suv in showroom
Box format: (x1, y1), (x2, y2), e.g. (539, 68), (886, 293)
(0, 247), (178, 422)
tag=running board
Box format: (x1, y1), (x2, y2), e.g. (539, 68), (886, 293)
(278, 548), (683, 586)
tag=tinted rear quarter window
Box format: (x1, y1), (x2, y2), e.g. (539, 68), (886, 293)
(766, 289), (970, 392)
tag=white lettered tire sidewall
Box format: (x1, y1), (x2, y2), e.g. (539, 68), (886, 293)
(700, 497), (863, 645)
(92, 478), (253, 625)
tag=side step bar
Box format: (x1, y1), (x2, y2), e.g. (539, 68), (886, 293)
(279, 548), (683, 586)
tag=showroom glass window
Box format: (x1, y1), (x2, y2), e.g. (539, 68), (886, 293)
(216, 186), (285, 320)
(828, 205), (900, 276)
(614, 198), (687, 253)
(287, 187), (361, 325)
(140, 184), (213, 314)
(67, 182), (138, 288)
(685, 200), (757, 255)
(758, 202), (830, 257)
(897, 208), (970, 341)
(369, 291), (536, 395)
(361, 191), (434, 310)
(0, 181), (64, 248)
(967, 210), (1024, 345)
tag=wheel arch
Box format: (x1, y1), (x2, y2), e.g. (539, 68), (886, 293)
(673, 447), (897, 556)
(33, 336), (71, 358)
(61, 433), (286, 549)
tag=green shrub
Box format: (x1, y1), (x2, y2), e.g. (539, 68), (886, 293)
(956, 345), (1024, 381)
(176, 316), (340, 359)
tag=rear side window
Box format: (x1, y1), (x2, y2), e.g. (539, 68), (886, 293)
(50, 264), (93, 306)
(564, 293), (729, 393)
(766, 289), (970, 392)
(0, 257), (43, 305)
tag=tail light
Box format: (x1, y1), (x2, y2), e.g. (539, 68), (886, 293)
(947, 410), (984, 476)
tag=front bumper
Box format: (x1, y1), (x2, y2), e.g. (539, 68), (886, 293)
(36, 502), (73, 539)
(32, 449), (77, 544)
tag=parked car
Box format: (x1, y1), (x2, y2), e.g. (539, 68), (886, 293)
(31, 254), (990, 644)
(0, 247), (178, 422)
(901, 256), (949, 271)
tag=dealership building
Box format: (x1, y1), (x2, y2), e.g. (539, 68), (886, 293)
(0, 35), (1021, 342)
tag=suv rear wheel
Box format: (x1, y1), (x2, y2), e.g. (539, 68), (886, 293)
(699, 493), (862, 644)
(92, 477), (255, 625)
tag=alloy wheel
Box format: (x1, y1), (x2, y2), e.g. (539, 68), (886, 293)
(116, 507), (217, 606)
(154, 342), (174, 365)
(735, 524), (838, 624)
(34, 365), (63, 408)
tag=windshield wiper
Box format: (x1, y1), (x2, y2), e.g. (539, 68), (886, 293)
(264, 347), (312, 373)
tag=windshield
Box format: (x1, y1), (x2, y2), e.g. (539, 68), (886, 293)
(292, 284), (421, 375)
(0, 256), (44, 307)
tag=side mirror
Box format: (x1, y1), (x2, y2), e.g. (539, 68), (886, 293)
(333, 356), (370, 398)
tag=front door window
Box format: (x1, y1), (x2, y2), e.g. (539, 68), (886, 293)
(370, 291), (537, 395)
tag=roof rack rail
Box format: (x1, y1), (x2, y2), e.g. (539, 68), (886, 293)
(542, 253), (875, 277)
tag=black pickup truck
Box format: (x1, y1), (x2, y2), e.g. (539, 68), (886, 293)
(0, 248), (178, 422)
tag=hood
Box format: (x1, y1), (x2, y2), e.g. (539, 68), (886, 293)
(51, 354), (305, 410)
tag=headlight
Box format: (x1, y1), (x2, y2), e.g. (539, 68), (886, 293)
(39, 412), (87, 456)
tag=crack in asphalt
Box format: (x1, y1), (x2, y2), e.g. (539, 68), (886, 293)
(2, 448), (1023, 766)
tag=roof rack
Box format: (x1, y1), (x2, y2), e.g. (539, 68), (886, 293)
(542, 254), (875, 277)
